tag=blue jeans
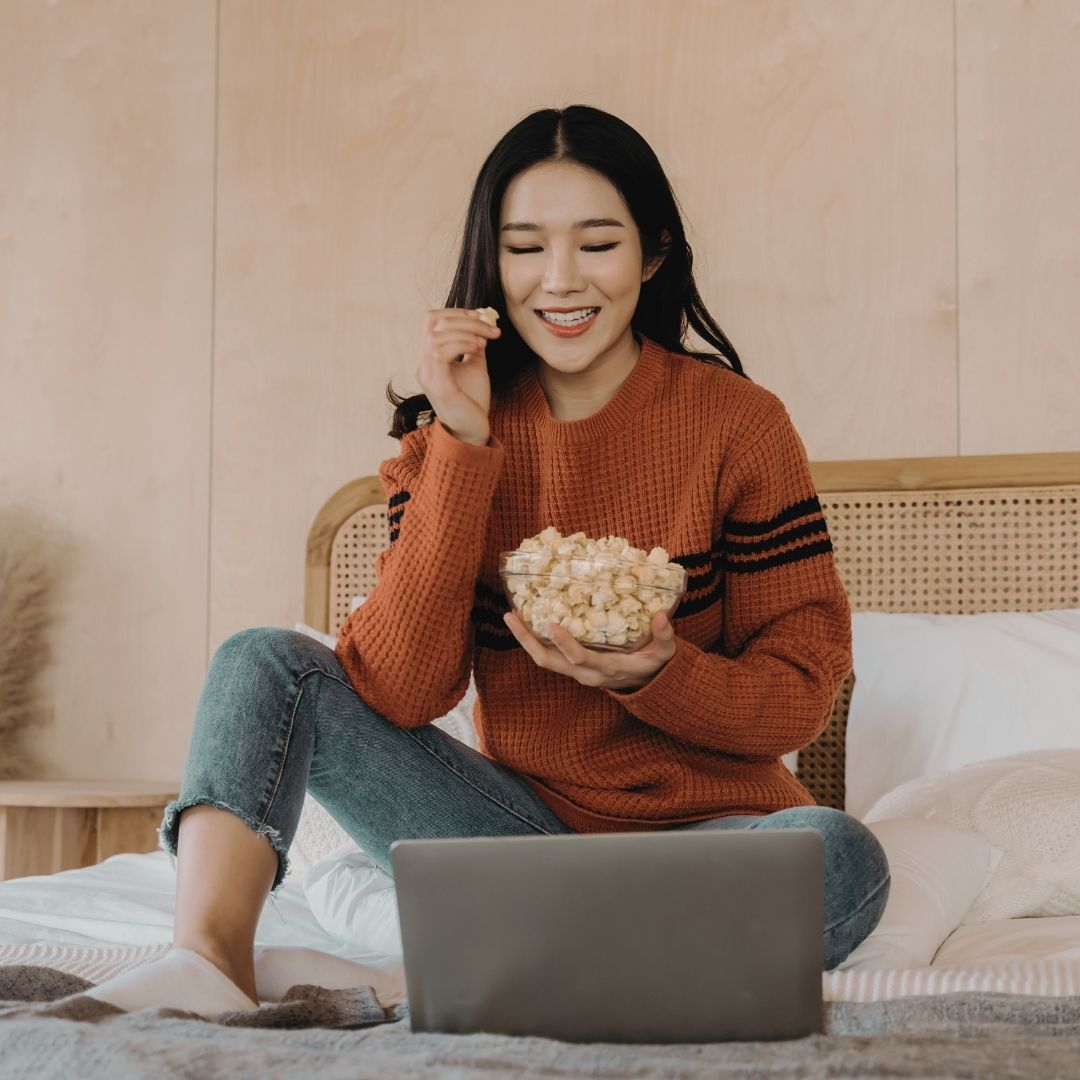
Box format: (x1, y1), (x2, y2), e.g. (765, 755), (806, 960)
(158, 628), (889, 971)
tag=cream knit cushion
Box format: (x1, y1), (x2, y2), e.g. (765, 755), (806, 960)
(835, 818), (1002, 970)
(288, 802), (357, 879)
(863, 749), (1080, 924)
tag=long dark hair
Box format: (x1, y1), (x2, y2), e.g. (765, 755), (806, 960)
(386, 104), (747, 439)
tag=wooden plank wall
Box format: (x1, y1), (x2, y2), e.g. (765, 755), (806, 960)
(0, 0), (1076, 781)
(0, 1), (216, 781)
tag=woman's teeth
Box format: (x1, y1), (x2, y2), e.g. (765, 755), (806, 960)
(539, 308), (599, 325)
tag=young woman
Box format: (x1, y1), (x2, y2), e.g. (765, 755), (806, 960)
(78, 105), (889, 1017)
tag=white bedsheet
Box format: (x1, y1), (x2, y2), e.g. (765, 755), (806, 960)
(932, 915), (1080, 966)
(0, 851), (325, 949)
(0, 850), (407, 1006)
(1, 851), (1078, 1005)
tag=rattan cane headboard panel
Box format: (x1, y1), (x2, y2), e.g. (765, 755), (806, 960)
(801, 478), (1080, 809)
(306, 451), (1080, 811)
(327, 505), (387, 632)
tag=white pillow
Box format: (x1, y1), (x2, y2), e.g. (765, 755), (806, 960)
(289, 594), (479, 874)
(835, 818), (1002, 971)
(863, 748), (1080, 924)
(845, 608), (1080, 820)
(302, 846), (402, 958)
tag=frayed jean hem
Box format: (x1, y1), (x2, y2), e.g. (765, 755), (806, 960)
(157, 796), (292, 898)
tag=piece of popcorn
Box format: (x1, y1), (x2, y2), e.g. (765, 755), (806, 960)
(566, 582), (591, 606)
(591, 585), (617, 608)
(476, 307), (500, 327)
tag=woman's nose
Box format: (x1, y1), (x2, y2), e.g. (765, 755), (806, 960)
(542, 248), (587, 293)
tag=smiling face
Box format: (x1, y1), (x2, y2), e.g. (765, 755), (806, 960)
(498, 161), (663, 413)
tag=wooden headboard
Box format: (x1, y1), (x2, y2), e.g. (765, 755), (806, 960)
(306, 450), (1080, 810)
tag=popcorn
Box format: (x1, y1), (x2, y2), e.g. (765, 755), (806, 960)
(500, 528), (687, 650)
(476, 307), (500, 327)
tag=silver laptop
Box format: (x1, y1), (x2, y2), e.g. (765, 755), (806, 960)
(389, 829), (824, 1043)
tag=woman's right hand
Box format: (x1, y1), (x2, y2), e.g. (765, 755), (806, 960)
(416, 308), (501, 446)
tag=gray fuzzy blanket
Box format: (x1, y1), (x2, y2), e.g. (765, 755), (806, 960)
(2, 964), (1079, 1078)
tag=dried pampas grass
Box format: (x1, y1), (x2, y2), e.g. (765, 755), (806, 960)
(0, 506), (74, 780)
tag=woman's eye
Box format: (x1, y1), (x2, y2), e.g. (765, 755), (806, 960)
(504, 243), (620, 254)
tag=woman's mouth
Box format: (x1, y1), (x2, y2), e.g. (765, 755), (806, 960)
(535, 307), (600, 337)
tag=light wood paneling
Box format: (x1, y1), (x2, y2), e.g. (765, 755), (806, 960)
(957, 0), (1080, 453)
(0, 780), (177, 880)
(211, 0), (958, 653)
(0, 780), (181, 807)
(57, 806), (98, 871)
(669, 0), (957, 461)
(0, 807), (61, 880)
(4, 0), (1077, 782)
(811, 448), (1080, 492)
(0, 1), (216, 781)
(96, 805), (168, 859)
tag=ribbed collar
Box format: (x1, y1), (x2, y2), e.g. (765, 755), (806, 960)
(520, 333), (667, 447)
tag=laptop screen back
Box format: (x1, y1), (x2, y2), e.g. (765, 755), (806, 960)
(390, 829), (824, 1043)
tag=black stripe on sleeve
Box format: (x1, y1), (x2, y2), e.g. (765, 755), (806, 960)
(473, 622), (518, 651)
(675, 573), (726, 617)
(723, 495), (822, 537)
(724, 516), (830, 556)
(475, 580), (509, 610)
(723, 535), (834, 574)
(386, 490), (411, 545)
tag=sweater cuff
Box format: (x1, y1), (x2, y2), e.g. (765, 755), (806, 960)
(603, 635), (700, 717)
(430, 417), (502, 459)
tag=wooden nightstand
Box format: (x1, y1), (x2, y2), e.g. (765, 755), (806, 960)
(0, 780), (179, 882)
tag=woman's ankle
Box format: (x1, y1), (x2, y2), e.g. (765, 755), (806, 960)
(170, 941), (258, 1004)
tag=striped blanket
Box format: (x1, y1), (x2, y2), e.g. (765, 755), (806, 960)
(3, 941), (1079, 1003)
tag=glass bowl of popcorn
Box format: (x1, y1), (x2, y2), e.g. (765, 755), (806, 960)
(498, 527), (688, 653)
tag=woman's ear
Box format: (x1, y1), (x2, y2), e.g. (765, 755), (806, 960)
(642, 229), (672, 283)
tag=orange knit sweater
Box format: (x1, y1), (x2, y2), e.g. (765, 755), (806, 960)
(335, 333), (852, 832)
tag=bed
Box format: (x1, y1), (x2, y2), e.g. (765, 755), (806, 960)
(1, 447), (1078, 1076)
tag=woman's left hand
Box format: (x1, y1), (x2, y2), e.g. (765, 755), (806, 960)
(502, 609), (677, 692)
